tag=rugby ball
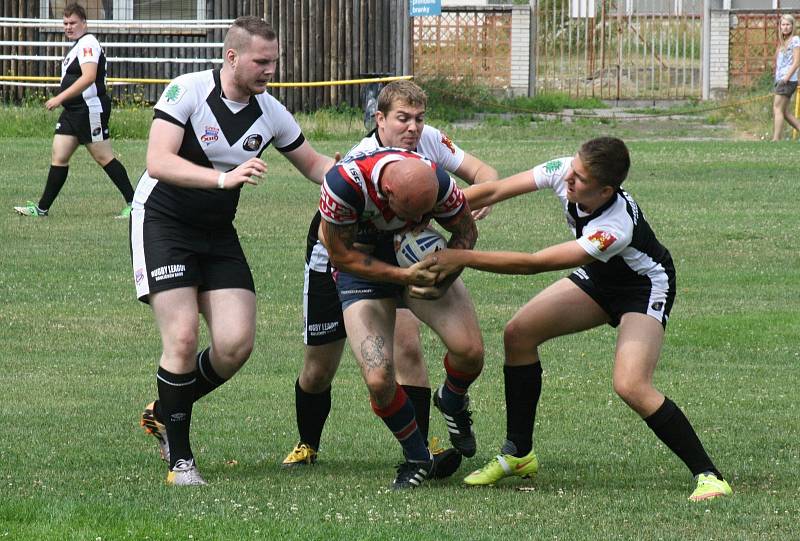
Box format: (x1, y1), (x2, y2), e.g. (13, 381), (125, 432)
(394, 227), (447, 268)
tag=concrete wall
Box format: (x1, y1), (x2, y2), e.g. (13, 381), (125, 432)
(510, 5), (531, 96)
(710, 10), (731, 98)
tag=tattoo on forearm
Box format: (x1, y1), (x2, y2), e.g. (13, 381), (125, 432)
(328, 222), (357, 249)
(360, 335), (391, 374)
(445, 210), (479, 250)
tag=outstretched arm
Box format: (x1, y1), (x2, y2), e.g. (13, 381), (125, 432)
(462, 170), (537, 211)
(427, 239), (594, 276)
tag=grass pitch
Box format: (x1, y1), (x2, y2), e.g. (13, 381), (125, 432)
(1, 119), (798, 540)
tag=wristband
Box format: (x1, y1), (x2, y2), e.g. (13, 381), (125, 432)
(217, 172), (226, 189)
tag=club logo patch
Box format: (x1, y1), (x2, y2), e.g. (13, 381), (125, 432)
(586, 230), (617, 252)
(544, 159), (563, 173)
(162, 83), (186, 105)
(651, 301), (664, 311)
(242, 134), (263, 151)
(440, 133), (456, 154)
(200, 126), (219, 144)
(82, 47), (93, 57)
(92, 127), (102, 136)
(135, 268), (145, 284)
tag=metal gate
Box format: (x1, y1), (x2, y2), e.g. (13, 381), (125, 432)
(535, 0), (703, 100)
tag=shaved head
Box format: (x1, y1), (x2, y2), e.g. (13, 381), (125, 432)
(381, 158), (438, 222)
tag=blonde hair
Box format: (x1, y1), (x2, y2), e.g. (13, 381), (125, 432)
(779, 14), (796, 51)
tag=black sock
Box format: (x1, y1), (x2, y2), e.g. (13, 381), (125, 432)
(157, 366), (196, 468)
(645, 397), (722, 479)
(102, 158), (134, 203)
(401, 385), (431, 443)
(38, 165), (69, 210)
(502, 363), (542, 457)
(192, 347), (228, 403)
(295, 379), (331, 451)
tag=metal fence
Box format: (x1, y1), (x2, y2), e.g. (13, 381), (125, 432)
(413, 6), (512, 88)
(534, 0), (703, 100)
(729, 10), (800, 89)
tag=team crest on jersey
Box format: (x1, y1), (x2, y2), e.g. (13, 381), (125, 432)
(587, 230), (617, 252)
(82, 47), (93, 57)
(243, 134), (263, 152)
(544, 159), (563, 173)
(440, 133), (456, 154)
(162, 83), (186, 105)
(200, 126), (219, 144)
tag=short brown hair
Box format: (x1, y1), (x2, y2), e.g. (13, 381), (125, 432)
(578, 137), (630, 189)
(224, 16), (277, 52)
(64, 2), (87, 21)
(377, 80), (427, 115)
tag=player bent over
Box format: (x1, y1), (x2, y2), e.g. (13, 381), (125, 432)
(319, 148), (484, 489)
(285, 80), (497, 477)
(131, 17), (335, 485)
(426, 137), (732, 501)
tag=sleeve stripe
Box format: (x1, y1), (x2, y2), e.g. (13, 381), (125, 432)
(276, 133), (305, 153)
(153, 109), (185, 128)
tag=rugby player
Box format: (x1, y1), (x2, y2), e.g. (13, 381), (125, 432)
(14, 2), (134, 219)
(317, 147), (484, 489)
(132, 17), (336, 486)
(425, 137), (733, 501)
(284, 81), (497, 481)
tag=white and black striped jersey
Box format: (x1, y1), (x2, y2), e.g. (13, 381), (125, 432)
(60, 33), (106, 112)
(532, 156), (673, 285)
(352, 125), (466, 171)
(133, 69), (305, 228)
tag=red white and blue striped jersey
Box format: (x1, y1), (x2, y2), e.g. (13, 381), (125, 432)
(319, 148), (465, 233)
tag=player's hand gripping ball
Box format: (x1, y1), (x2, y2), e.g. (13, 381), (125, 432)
(394, 226), (446, 268)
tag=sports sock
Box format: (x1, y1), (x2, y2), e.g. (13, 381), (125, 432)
(192, 347), (228, 402)
(372, 386), (429, 462)
(401, 385), (431, 443)
(38, 165), (68, 210)
(295, 379), (331, 450)
(157, 366), (196, 469)
(502, 363), (542, 457)
(438, 353), (481, 413)
(645, 397), (722, 479)
(102, 158), (134, 203)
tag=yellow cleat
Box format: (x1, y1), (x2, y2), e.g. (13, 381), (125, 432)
(140, 401), (170, 462)
(282, 442), (317, 467)
(688, 473), (732, 501)
(463, 449), (538, 486)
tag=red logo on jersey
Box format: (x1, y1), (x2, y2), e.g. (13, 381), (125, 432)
(82, 47), (93, 57)
(587, 230), (617, 252)
(319, 183), (356, 224)
(440, 133), (456, 154)
(439, 185), (465, 214)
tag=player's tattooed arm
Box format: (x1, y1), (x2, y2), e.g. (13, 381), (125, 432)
(425, 206), (478, 289)
(321, 220), (433, 285)
(441, 206), (478, 251)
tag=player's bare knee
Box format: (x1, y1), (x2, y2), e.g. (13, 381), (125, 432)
(299, 364), (335, 392)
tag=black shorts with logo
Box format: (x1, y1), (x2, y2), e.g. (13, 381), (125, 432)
(568, 261), (676, 328)
(303, 266), (346, 345)
(130, 208), (254, 303)
(55, 95), (111, 144)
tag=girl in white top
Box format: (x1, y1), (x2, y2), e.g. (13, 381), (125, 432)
(772, 14), (800, 141)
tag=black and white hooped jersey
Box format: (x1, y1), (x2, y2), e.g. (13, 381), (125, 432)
(319, 148), (464, 232)
(133, 69), (305, 228)
(60, 33), (106, 111)
(350, 125), (465, 172)
(532, 156), (672, 284)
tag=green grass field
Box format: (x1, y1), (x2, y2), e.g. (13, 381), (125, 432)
(1, 116), (798, 540)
